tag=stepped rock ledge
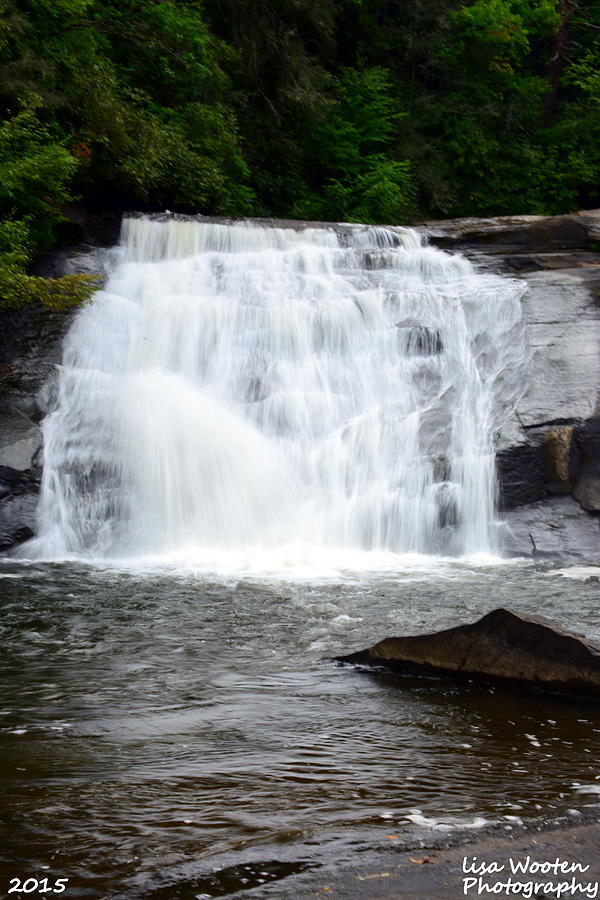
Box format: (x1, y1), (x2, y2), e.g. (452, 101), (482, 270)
(337, 608), (600, 699)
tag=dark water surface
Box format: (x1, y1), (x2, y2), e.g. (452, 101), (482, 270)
(1, 559), (599, 898)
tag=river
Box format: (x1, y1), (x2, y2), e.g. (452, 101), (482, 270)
(1, 559), (599, 897)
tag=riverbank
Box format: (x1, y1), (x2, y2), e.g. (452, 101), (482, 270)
(295, 819), (600, 899)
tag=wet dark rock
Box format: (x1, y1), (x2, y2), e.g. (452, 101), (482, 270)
(496, 424), (587, 510)
(432, 455), (450, 483)
(501, 495), (600, 561)
(496, 443), (547, 508)
(496, 417), (599, 521)
(245, 376), (266, 403)
(543, 426), (579, 494)
(505, 251), (600, 273)
(0, 472), (38, 552)
(397, 324), (444, 356)
(0, 426), (43, 471)
(435, 482), (459, 529)
(419, 213), (595, 255)
(575, 474), (600, 513)
(574, 417), (600, 513)
(337, 608), (600, 699)
(40, 205), (123, 250)
(0, 465), (20, 500)
(363, 251), (396, 270)
(504, 255), (544, 272)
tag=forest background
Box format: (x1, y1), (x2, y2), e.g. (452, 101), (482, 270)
(0, 0), (599, 308)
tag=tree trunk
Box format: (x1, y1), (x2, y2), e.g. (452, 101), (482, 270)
(543, 0), (578, 128)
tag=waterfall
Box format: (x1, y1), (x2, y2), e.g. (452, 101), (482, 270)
(27, 215), (527, 567)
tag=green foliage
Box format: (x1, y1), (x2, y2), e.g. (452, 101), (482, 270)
(0, 97), (95, 310)
(321, 158), (416, 224)
(1, 0), (600, 311)
(567, 41), (600, 101)
(0, 0), (254, 309)
(0, 218), (95, 310)
(446, 0), (558, 66)
(403, 0), (597, 215)
(293, 68), (416, 222)
(0, 95), (76, 241)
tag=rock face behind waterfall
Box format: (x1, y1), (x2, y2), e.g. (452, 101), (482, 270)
(337, 608), (600, 699)
(420, 212), (600, 508)
(419, 211), (600, 559)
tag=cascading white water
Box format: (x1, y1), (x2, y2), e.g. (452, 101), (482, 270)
(27, 216), (527, 567)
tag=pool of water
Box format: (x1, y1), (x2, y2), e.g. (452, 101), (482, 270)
(1, 557), (599, 898)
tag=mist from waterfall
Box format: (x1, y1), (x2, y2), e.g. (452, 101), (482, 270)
(26, 216), (527, 569)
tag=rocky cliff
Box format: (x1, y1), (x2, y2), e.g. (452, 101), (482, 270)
(0, 242), (114, 552)
(419, 210), (600, 559)
(1, 211), (599, 556)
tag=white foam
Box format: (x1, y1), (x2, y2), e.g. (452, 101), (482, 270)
(405, 809), (493, 831)
(574, 784), (600, 795)
(547, 567), (600, 580)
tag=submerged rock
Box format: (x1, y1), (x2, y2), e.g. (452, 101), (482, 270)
(337, 608), (600, 699)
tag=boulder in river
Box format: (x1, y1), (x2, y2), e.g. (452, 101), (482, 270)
(337, 608), (600, 699)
